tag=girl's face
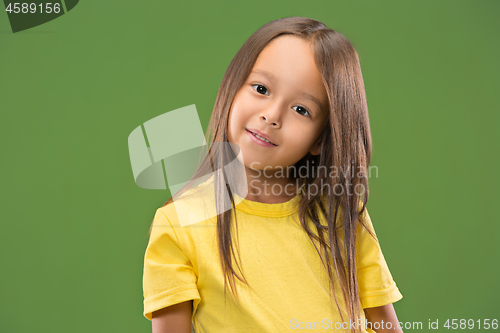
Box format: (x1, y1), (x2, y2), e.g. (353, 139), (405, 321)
(228, 35), (329, 171)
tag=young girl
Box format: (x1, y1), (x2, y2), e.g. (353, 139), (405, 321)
(143, 17), (403, 333)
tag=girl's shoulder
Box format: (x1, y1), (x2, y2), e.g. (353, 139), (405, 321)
(312, 196), (375, 234)
(160, 175), (218, 228)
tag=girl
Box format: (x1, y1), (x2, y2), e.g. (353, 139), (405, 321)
(143, 17), (403, 333)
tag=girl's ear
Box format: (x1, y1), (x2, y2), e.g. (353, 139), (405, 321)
(309, 135), (323, 156)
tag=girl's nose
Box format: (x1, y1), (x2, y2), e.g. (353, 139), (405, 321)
(259, 104), (283, 128)
(261, 115), (280, 127)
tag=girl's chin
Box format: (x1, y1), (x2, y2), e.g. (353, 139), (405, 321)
(244, 162), (282, 172)
(240, 157), (270, 170)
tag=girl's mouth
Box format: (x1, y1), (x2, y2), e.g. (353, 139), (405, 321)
(246, 129), (278, 147)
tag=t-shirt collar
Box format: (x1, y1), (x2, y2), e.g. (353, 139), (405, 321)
(232, 192), (301, 217)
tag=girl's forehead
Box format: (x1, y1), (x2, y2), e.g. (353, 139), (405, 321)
(251, 37), (319, 80)
(256, 35), (314, 63)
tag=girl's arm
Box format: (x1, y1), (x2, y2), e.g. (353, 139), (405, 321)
(364, 303), (404, 333)
(151, 300), (193, 333)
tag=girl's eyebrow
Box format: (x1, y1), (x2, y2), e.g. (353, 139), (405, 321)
(250, 69), (324, 111)
(251, 69), (277, 82)
(300, 92), (324, 111)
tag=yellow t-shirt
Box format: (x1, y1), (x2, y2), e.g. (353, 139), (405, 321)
(143, 179), (402, 332)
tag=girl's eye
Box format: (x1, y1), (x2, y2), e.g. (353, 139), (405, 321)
(251, 84), (310, 117)
(252, 84), (269, 96)
(292, 105), (311, 117)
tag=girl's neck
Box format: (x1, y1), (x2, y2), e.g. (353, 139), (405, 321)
(239, 166), (301, 204)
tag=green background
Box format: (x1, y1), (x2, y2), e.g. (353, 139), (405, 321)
(1, 0), (499, 332)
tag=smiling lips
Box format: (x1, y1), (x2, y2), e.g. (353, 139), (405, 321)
(246, 129), (278, 147)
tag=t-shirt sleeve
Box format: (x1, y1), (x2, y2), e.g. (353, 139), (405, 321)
(356, 208), (403, 309)
(143, 207), (200, 320)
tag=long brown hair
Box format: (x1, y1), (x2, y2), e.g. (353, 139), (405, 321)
(149, 16), (374, 332)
